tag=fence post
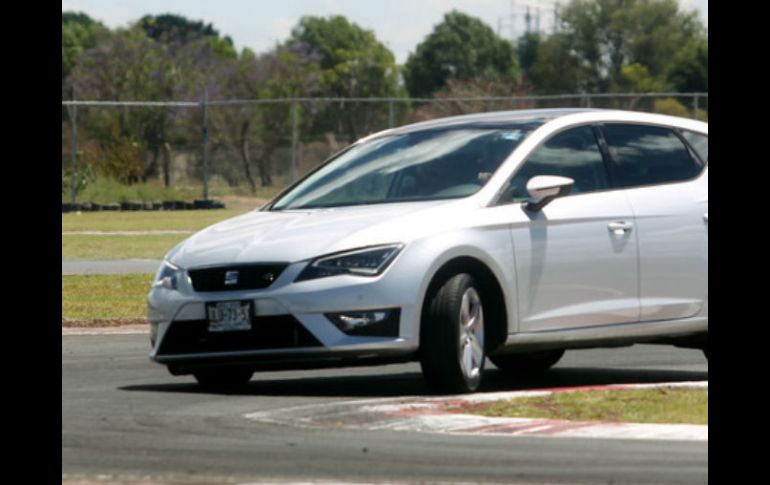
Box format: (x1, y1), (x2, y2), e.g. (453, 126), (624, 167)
(68, 89), (78, 205)
(388, 100), (394, 128)
(201, 86), (209, 201)
(693, 94), (700, 120)
(291, 99), (298, 182)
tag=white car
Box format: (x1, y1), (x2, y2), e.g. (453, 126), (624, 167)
(148, 109), (708, 393)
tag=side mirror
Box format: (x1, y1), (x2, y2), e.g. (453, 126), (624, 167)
(525, 175), (574, 211)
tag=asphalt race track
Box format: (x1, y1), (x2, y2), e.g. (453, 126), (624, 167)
(62, 334), (708, 484)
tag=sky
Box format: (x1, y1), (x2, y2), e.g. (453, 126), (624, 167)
(62, 0), (709, 65)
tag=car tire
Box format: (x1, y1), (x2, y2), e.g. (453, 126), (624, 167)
(420, 273), (486, 394)
(489, 349), (565, 374)
(193, 368), (253, 391)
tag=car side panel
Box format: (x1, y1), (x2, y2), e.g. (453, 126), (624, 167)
(510, 190), (640, 332)
(624, 170), (708, 321)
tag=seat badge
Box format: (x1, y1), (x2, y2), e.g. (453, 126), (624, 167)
(224, 270), (239, 286)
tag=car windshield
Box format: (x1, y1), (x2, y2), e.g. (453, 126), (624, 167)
(270, 125), (538, 210)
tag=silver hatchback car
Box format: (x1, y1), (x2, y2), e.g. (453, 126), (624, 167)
(148, 109), (708, 393)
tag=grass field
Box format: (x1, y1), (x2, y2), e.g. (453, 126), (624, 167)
(62, 234), (189, 259)
(64, 177), (285, 205)
(61, 202), (258, 259)
(62, 208), (247, 232)
(460, 388), (708, 425)
(62, 274), (153, 323)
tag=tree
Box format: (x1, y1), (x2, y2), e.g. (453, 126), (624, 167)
(529, 33), (583, 94)
(668, 34), (708, 93)
(530, 0), (703, 93)
(62, 12), (108, 84)
(253, 43), (322, 186)
(403, 11), (519, 98)
(66, 26), (230, 186)
(287, 15), (402, 142)
(213, 44), (322, 189)
(517, 32), (541, 82)
(138, 13), (237, 59)
(410, 75), (535, 122)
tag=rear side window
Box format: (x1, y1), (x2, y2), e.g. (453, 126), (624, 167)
(602, 124), (703, 188)
(682, 130), (708, 163)
(504, 126), (609, 202)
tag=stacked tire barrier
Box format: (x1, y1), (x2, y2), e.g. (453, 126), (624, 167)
(62, 199), (226, 213)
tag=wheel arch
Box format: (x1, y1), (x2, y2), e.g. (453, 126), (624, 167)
(419, 255), (509, 354)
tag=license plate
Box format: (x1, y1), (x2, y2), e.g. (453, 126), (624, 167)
(206, 301), (252, 332)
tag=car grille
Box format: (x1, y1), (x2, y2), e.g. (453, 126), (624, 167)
(188, 263), (288, 292)
(157, 315), (322, 356)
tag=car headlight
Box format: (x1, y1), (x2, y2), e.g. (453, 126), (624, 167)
(295, 244), (404, 282)
(153, 260), (183, 290)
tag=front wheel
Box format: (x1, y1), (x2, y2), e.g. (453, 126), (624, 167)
(420, 273), (486, 394)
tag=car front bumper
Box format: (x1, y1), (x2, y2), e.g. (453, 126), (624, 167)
(148, 260), (422, 371)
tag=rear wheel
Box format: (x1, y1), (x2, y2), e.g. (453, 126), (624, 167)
(193, 368), (253, 391)
(420, 273), (486, 394)
(489, 349), (565, 374)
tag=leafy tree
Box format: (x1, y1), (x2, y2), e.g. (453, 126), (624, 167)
(530, 0), (703, 93)
(288, 15), (402, 142)
(403, 11), (519, 98)
(138, 13), (237, 59)
(529, 33), (583, 94)
(653, 98), (691, 118)
(62, 12), (108, 84)
(67, 27), (229, 186)
(212, 44), (322, 189)
(619, 63), (668, 93)
(517, 32), (541, 82)
(668, 34), (708, 93)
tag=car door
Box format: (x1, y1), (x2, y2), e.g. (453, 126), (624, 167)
(600, 124), (708, 321)
(503, 125), (640, 332)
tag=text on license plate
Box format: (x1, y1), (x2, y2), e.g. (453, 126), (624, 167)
(207, 301), (252, 332)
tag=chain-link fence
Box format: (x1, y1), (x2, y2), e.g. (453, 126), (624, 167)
(61, 92), (707, 205)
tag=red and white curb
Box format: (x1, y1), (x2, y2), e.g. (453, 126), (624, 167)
(245, 381), (707, 441)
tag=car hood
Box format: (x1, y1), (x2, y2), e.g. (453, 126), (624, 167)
(170, 200), (459, 268)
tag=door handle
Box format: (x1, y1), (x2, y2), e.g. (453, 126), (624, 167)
(608, 221), (633, 235)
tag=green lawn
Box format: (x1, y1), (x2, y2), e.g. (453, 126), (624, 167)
(62, 234), (188, 260)
(62, 208), (248, 232)
(62, 274), (153, 322)
(461, 388), (708, 425)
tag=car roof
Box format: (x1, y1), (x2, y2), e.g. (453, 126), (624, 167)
(386, 108), (596, 135)
(380, 108), (707, 136)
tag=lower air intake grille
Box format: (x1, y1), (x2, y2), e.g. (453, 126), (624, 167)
(157, 316), (321, 355)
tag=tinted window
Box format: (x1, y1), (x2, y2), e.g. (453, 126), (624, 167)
(682, 130), (708, 163)
(602, 124), (702, 187)
(503, 126), (609, 203)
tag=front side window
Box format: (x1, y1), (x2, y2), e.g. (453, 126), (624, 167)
(271, 125), (539, 210)
(501, 126), (609, 203)
(602, 124), (703, 187)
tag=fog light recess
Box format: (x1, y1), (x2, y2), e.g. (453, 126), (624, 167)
(325, 308), (400, 337)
